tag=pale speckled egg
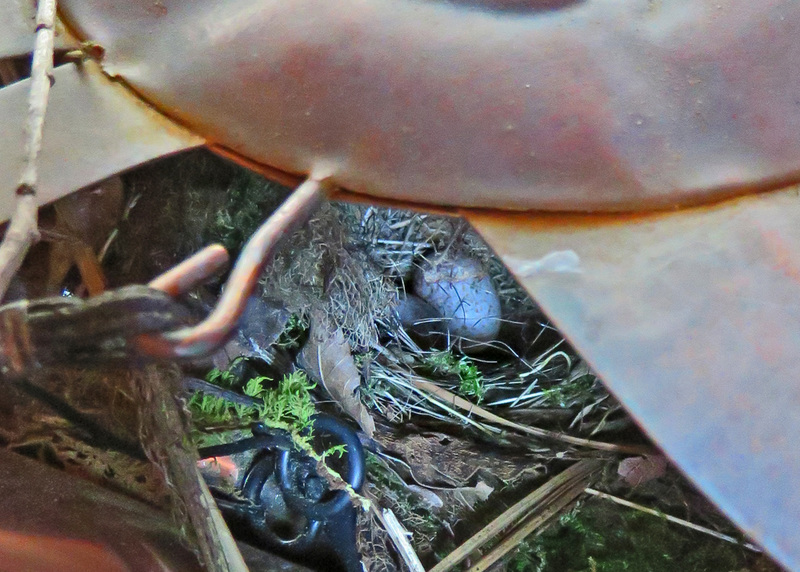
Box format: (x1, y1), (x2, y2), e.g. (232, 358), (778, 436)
(413, 256), (501, 344)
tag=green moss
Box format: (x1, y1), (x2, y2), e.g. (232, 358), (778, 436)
(275, 313), (309, 351)
(420, 350), (486, 403)
(506, 500), (749, 572)
(188, 369), (359, 465)
(201, 168), (290, 258)
(189, 369), (316, 436)
(112, 150), (290, 286)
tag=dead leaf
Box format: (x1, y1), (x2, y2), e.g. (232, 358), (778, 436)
(452, 480), (494, 510)
(617, 455), (668, 487)
(44, 177), (124, 295)
(372, 424), (542, 486)
(300, 310), (375, 437)
(406, 484), (444, 509)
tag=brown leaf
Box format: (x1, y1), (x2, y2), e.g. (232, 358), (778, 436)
(42, 177), (123, 295)
(300, 311), (375, 437)
(617, 455), (668, 487)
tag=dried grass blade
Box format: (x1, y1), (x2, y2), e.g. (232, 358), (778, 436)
(411, 377), (650, 454)
(584, 488), (762, 552)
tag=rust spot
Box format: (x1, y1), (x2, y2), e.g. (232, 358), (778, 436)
(148, 1), (168, 17)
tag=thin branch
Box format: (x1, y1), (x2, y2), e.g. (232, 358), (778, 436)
(0, 0), (57, 299)
(134, 366), (248, 572)
(584, 488), (762, 553)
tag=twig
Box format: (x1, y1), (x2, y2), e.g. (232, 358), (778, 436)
(430, 460), (602, 572)
(377, 508), (425, 572)
(584, 488), (762, 553)
(412, 377), (651, 455)
(0, 0), (57, 299)
(182, 376), (261, 408)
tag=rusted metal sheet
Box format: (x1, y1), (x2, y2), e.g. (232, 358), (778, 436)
(0, 61), (202, 223)
(0, 447), (202, 570)
(59, 0), (800, 212)
(467, 187), (800, 570)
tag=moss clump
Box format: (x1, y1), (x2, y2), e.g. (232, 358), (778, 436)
(275, 313), (309, 351)
(420, 350), (485, 403)
(201, 168), (290, 258)
(110, 149), (291, 285)
(506, 499), (749, 572)
(189, 369), (316, 436)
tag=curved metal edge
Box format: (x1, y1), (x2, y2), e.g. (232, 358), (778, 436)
(0, 61), (203, 224)
(57, 0), (800, 212)
(466, 187), (800, 571)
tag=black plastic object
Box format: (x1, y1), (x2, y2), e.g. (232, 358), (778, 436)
(198, 414), (365, 572)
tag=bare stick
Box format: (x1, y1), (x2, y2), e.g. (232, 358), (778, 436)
(0, 0), (57, 299)
(378, 508), (425, 572)
(467, 486), (584, 572)
(584, 488), (762, 552)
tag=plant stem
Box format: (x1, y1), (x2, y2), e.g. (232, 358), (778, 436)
(584, 488), (762, 553)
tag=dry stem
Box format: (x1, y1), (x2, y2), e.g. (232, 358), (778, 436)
(0, 0), (56, 299)
(377, 508), (425, 572)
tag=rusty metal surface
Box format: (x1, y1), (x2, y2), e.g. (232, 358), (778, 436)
(0, 61), (202, 223)
(0, 447), (202, 571)
(148, 244), (230, 297)
(60, 0), (800, 212)
(467, 187), (800, 570)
